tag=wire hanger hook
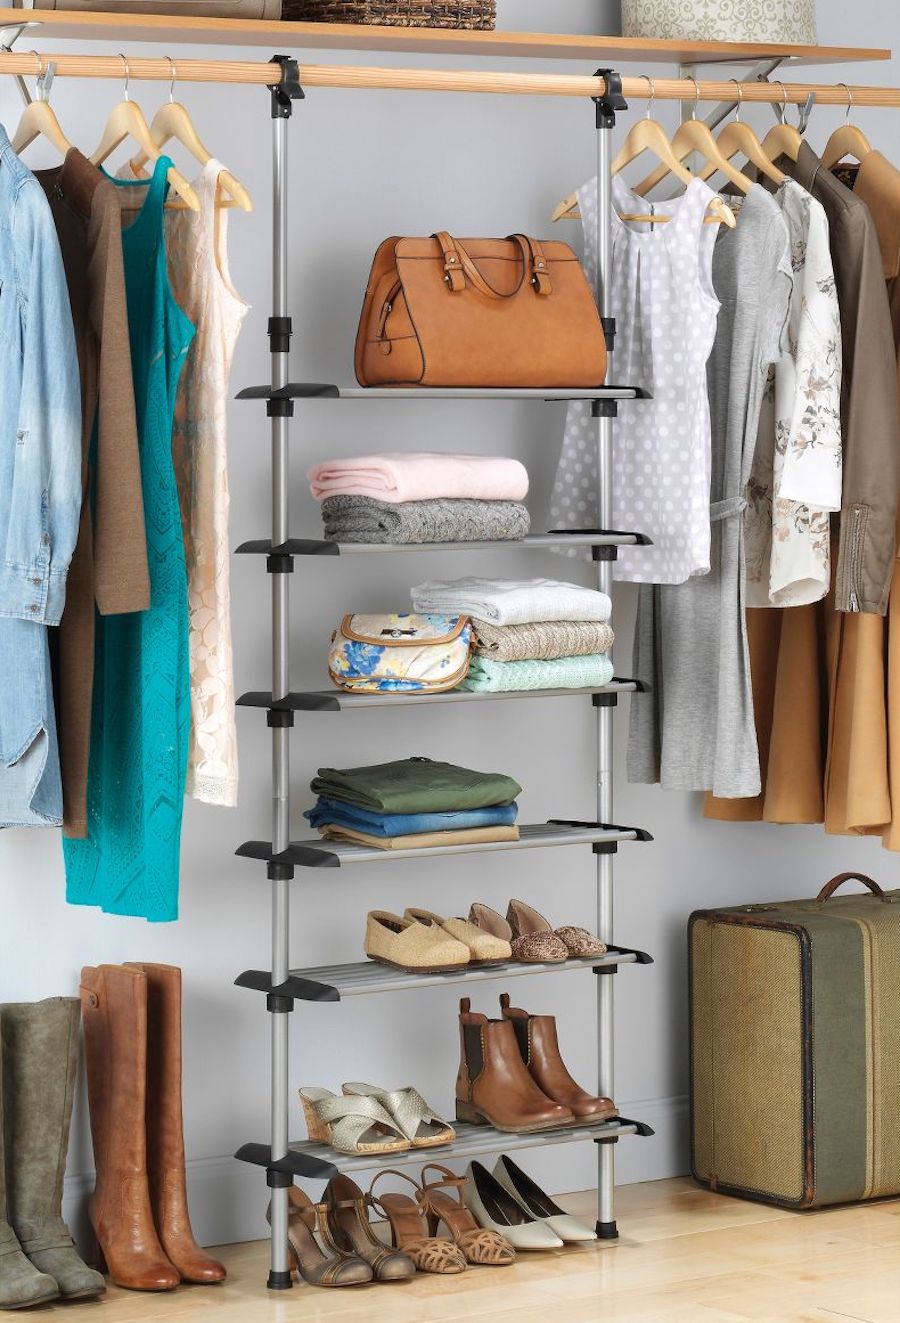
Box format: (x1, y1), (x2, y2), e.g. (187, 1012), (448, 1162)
(688, 75), (700, 121)
(641, 74), (655, 120)
(774, 80), (788, 125)
(730, 78), (743, 124)
(118, 52), (131, 103)
(836, 81), (853, 120)
(167, 55), (177, 103)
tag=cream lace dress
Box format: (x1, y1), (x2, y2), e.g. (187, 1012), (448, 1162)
(126, 159), (250, 806)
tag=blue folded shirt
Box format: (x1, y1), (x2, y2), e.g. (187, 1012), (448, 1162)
(304, 796), (518, 838)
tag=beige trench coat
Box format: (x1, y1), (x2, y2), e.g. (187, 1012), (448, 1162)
(706, 150), (900, 841)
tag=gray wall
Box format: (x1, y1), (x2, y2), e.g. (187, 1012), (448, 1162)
(0, 0), (897, 1247)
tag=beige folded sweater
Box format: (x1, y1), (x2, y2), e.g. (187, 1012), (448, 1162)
(471, 618), (614, 662)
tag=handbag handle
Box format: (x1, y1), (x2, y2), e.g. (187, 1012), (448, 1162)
(815, 872), (888, 903)
(434, 231), (551, 298)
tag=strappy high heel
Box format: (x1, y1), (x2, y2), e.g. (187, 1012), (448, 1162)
(367, 1170), (466, 1275)
(420, 1163), (515, 1266)
(266, 1187), (372, 1287)
(299, 1086), (410, 1155)
(342, 1081), (455, 1148)
(323, 1175), (416, 1281)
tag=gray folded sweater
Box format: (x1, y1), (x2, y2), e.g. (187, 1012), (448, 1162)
(321, 495), (531, 544)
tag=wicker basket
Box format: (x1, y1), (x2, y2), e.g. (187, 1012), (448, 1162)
(282, 0), (496, 26)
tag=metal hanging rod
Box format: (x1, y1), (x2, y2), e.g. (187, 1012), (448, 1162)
(0, 52), (896, 104)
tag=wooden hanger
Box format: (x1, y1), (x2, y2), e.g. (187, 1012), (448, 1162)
(759, 81), (805, 165)
(553, 79), (734, 229)
(128, 57), (252, 213)
(635, 78), (753, 200)
(697, 81), (785, 187)
(91, 54), (200, 212)
(11, 54), (73, 159)
(821, 83), (872, 170)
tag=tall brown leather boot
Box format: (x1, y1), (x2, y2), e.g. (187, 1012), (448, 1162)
(455, 997), (572, 1132)
(80, 967), (179, 1292)
(125, 965), (225, 1285)
(499, 993), (618, 1121)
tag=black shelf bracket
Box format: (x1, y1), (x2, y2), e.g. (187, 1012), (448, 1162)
(594, 945), (654, 974)
(270, 54), (303, 119)
(598, 1116), (655, 1141)
(236, 840), (341, 869)
(235, 538), (339, 559)
(235, 1143), (336, 1187)
(547, 819), (654, 844)
(235, 970), (340, 1004)
(236, 382), (340, 401)
(593, 68), (627, 129)
(592, 398), (618, 419)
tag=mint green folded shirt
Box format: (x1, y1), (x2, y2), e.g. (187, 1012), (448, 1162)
(310, 756), (522, 813)
(459, 653), (614, 693)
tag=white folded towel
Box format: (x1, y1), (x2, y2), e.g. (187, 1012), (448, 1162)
(411, 577), (612, 626)
(308, 453), (529, 504)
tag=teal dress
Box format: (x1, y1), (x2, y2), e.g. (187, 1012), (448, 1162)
(64, 157), (194, 922)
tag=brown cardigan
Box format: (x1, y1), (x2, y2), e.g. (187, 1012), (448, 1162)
(38, 150), (149, 838)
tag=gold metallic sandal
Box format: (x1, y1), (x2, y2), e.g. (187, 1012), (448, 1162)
(265, 1187), (372, 1287)
(420, 1164), (515, 1266)
(323, 1175), (416, 1281)
(367, 1171), (466, 1275)
(299, 1087), (411, 1155)
(342, 1082), (455, 1148)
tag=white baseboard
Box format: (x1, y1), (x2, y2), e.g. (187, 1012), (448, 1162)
(62, 1094), (690, 1250)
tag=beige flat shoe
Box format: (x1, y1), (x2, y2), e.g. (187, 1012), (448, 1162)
(403, 907), (511, 966)
(343, 1081), (455, 1148)
(364, 910), (470, 973)
(468, 902), (567, 964)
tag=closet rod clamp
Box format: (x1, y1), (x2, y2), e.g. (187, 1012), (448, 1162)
(592, 398), (618, 419)
(593, 69), (627, 130)
(270, 53), (303, 119)
(268, 315), (292, 354)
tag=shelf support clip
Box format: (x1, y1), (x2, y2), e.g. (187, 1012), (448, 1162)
(270, 53), (304, 119)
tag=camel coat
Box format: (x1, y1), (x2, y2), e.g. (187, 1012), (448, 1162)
(706, 150), (900, 837)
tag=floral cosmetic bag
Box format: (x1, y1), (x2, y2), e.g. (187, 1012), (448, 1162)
(328, 613), (472, 693)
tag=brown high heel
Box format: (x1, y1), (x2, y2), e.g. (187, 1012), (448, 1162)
(323, 1175), (415, 1281)
(267, 1187), (372, 1288)
(420, 1164), (515, 1266)
(499, 993), (617, 1121)
(368, 1170), (466, 1275)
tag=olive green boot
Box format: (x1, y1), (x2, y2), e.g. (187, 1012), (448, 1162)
(0, 1008), (59, 1309)
(1, 999), (105, 1301)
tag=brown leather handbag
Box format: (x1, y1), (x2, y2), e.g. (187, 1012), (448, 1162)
(354, 231), (607, 389)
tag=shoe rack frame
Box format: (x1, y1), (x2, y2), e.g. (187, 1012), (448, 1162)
(0, 19), (893, 1287)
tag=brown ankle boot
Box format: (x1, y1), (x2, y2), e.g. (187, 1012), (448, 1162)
(499, 994), (618, 1121)
(124, 965), (226, 1285)
(80, 967), (179, 1292)
(455, 997), (572, 1132)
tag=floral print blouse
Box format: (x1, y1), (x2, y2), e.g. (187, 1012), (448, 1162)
(745, 179), (843, 607)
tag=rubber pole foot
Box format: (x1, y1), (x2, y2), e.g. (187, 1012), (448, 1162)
(267, 1269), (293, 1290)
(596, 1219), (619, 1240)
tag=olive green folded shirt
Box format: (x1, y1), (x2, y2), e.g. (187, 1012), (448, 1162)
(310, 756), (522, 813)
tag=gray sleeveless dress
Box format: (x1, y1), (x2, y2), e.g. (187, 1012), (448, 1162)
(628, 185), (792, 798)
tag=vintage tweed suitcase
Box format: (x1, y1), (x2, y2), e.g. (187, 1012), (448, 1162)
(690, 872), (900, 1209)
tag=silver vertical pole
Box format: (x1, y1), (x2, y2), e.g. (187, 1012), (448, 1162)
(269, 97), (291, 1289)
(594, 73), (618, 1240)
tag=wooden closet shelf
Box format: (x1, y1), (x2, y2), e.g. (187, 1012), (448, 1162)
(0, 10), (889, 66)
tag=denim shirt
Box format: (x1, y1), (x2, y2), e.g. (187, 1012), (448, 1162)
(0, 127), (81, 826)
(0, 124), (81, 625)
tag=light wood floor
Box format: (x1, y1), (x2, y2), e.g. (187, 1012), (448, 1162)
(43, 1178), (900, 1323)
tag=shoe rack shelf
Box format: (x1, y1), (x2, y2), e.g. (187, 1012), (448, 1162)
(237, 945), (653, 1000)
(236, 529), (652, 558)
(236, 822), (652, 867)
(237, 679), (643, 712)
(282, 1116), (654, 1182)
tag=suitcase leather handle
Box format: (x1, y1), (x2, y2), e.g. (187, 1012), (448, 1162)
(816, 872), (887, 903)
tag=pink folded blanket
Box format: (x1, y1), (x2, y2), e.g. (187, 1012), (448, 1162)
(308, 453), (529, 504)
